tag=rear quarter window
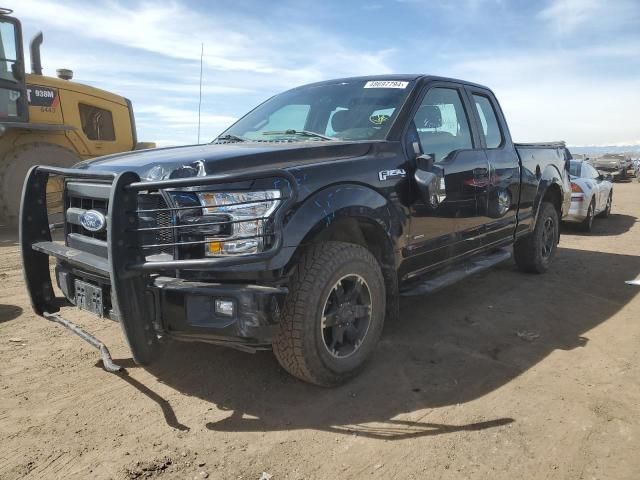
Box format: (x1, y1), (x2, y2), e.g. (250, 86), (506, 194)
(473, 94), (503, 148)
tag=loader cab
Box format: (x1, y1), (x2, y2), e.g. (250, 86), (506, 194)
(0, 9), (28, 123)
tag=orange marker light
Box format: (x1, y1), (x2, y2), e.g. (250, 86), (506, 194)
(206, 240), (223, 255)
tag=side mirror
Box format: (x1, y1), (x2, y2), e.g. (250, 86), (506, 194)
(416, 153), (434, 171)
(11, 60), (25, 82)
(414, 154), (445, 207)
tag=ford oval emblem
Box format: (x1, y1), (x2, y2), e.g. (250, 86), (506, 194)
(79, 210), (107, 233)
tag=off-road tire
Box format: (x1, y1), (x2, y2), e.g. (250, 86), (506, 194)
(0, 143), (80, 227)
(273, 241), (386, 386)
(581, 199), (595, 232)
(598, 192), (612, 218)
(513, 201), (559, 274)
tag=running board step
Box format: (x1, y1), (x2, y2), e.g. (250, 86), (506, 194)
(43, 311), (122, 372)
(400, 247), (512, 296)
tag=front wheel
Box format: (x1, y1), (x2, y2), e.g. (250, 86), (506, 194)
(273, 241), (386, 386)
(514, 201), (559, 274)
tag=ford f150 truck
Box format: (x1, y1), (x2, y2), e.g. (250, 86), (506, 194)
(21, 75), (571, 386)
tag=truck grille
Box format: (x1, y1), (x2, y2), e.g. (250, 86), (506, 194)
(66, 187), (175, 257)
(137, 193), (175, 256)
(68, 195), (109, 241)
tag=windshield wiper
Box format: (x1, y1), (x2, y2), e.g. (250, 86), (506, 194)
(214, 134), (246, 142)
(262, 129), (336, 141)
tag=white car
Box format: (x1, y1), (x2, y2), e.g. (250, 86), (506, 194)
(565, 159), (613, 231)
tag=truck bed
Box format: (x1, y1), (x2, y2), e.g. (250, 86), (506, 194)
(514, 141), (566, 149)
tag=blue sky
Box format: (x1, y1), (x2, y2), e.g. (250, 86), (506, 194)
(7, 0), (640, 147)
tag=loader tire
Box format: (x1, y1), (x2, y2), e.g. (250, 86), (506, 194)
(0, 143), (80, 228)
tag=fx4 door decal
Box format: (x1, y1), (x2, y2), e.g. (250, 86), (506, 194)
(378, 169), (407, 181)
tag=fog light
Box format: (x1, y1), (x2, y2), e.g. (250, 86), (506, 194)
(215, 299), (234, 317)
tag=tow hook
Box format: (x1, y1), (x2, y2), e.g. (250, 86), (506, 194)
(43, 311), (123, 372)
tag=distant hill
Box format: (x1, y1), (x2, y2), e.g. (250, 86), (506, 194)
(569, 145), (640, 157)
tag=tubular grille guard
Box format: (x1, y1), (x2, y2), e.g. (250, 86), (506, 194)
(21, 165), (298, 365)
(21, 166), (298, 273)
(131, 176), (295, 263)
(130, 198), (291, 252)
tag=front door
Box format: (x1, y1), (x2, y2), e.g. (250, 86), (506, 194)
(582, 162), (603, 211)
(0, 15), (28, 123)
(405, 84), (489, 275)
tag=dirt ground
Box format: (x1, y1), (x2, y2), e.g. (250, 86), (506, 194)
(1, 182), (639, 480)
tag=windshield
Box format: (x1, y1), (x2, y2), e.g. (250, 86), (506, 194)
(220, 79), (415, 142)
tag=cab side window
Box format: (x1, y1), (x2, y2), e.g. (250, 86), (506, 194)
(473, 94), (503, 148)
(79, 104), (116, 141)
(412, 87), (472, 162)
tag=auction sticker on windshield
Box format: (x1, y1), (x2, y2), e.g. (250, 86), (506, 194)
(364, 80), (409, 89)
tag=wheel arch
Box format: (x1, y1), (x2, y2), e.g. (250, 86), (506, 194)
(530, 163), (566, 232)
(282, 183), (402, 320)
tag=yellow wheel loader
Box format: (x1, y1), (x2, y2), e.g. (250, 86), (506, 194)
(0, 8), (154, 226)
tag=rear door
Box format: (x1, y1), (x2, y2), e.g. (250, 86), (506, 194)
(466, 87), (520, 247)
(404, 82), (489, 273)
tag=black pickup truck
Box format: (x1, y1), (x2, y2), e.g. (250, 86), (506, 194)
(21, 75), (571, 386)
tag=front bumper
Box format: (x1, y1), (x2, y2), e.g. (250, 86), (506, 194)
(20, 165), (297, 365)
(54, 260), (287, 349)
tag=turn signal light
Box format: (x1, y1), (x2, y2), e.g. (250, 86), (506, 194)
(571, 182), (583, 193)
(205, 238), (223, 255)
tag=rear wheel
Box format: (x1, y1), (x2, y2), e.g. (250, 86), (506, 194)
(582, 199), (595, 231)
(514, 201), (559, 274)
(598, 192), (612, 218)
(273, 241), (386, 386)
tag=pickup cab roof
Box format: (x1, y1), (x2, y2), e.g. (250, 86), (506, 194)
(292, 74), (494, 92)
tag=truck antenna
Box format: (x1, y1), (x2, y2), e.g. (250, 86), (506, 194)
(197, 43), (204, 144)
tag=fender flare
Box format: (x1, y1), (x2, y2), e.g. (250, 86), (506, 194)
(530, 163), (566, 231)
(282, 183), (403, 251)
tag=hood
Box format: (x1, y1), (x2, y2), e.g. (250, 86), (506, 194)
(76, 141), (373, 181)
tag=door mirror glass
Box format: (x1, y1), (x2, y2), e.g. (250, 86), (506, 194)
(416, 153), (434, 171)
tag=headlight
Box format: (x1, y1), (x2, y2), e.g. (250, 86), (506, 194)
(196, 190), (281, 256)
